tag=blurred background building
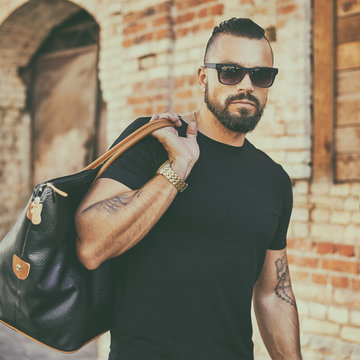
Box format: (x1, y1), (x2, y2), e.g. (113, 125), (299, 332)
(0, 0), (359, 359)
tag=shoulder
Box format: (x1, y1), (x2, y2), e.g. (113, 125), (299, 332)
(246, 139), (292, 190)
(110, 117), (152, 148)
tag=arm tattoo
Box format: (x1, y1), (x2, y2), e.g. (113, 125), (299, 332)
(275, 255), (296, 308)
(84, 190), (142, 214)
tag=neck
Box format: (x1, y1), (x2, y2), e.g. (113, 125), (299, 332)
(193, 105), (246, 147)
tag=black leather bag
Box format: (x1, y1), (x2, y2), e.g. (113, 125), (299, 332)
(0, 118), (173, 353)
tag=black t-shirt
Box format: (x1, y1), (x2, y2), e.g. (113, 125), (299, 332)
(101, 117), (293, 360)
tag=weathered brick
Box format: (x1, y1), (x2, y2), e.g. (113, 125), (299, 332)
(322, 258), (359, 274)
(287, 254), (318, 268)
(311, 223), (344, 242)
(352, 278), (360, 291)
(175, 12), (195, 24)
(210, 4), (224, 15)
(344, 225), (360, 242)
(292, 207), (309, 222)
(311, 208), (330, 222)
(341, 326), (360, 343)
(331, 211), (351, 225)
(291, 270), (309, 282)
(311, 273), (328, 285)
(292, 221), (309, 237)
(316, 242), (336, 254)
(308, 301), (327, 319)
(302, 318), (340, 336)
(153, 16), (170, 27)
(330, 183), (351, 197)
(198, 8), (208, 18)
(350, 310), (360, 326)
(331, 275), (350, 289)
(338, 244), (355, 257)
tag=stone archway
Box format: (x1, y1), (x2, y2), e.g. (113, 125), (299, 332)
(0, 0), (103, 236)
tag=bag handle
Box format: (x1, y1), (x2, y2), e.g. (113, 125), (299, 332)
(83, 118), (175, 180)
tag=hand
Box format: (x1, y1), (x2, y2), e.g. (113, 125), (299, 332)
(151, 112), (199, 179)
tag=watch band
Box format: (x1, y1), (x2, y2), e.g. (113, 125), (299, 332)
(156, 160), (188, 192)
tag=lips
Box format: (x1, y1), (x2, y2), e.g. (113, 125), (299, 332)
(231, 100), (255, 106)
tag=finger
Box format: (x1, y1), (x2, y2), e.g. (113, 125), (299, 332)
(150, 113), (160, 121)
(186, 121), (197, 140)
(158, 113), (182, 127)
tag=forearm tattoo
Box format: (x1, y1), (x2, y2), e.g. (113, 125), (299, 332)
(85, 190), (142, 214)
(275, 255), (296, 308)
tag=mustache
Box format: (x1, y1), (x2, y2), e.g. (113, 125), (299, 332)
(225, 93), (261, 109)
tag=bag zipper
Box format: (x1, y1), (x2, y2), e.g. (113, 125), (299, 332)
(26, 183), (68, 225)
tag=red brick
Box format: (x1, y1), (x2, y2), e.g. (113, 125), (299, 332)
(133, 33), (153, 45)
(176, 28), (189, 38)
(311, 273), (328, 284)
(176, 0), (215, 10)
(191, 24), (200, 33)
(278, 4), (298, 15)
(352, 278), (360, 291)
(331, 275), (350, 288)
(198, 8), (208, 18)
(317, 242), (336, 254)
(176, 12), (195, 24)
(157, 29), (169, 40)
(211, 4), (224, 15)
(321, 258), (359, 274)
(122, 38), (133, 47)
(338, 244), (355, 257)
(203, 19), (215, 30)
(123, 22), (147, 35)
(153, 16), (170, 27)
(127, 96), (145, 105)
(292, 270), (309, 282)
(287, 254), (318, 268)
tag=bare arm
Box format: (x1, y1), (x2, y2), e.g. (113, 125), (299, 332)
(75, 113), (199, 270)
(253, 248), (302, 360)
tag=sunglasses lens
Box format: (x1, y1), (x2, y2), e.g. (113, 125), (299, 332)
(251, 68), (276, 88)
(219, 65), (245, 85)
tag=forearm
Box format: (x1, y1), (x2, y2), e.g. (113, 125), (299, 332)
(75, 174), (178, 269)
(253, 290), (302, 360)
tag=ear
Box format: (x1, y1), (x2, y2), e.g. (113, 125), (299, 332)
(197, 66), (207, 93)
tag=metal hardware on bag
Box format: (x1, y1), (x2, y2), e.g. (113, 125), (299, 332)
(46, 183), (68, 197)
(26, 196), (43, 225)
(12, 254), (31, 280)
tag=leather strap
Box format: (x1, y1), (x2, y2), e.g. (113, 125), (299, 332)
(82, 118), (175, 181)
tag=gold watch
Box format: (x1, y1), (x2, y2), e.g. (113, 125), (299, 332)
(156, 160), (188, 192)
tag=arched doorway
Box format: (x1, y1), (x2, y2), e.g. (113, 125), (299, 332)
(0, 0), (106, 237)
(22, 10), (105, 185)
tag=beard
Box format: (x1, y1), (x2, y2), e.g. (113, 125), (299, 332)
(204, 85), (265, 134)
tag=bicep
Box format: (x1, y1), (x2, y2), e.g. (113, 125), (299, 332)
(77, 178), (132, 213)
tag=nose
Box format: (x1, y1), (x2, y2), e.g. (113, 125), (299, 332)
(235, 73), (254, 93)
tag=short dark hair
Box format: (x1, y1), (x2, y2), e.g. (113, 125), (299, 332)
(204, 18), (269, 63)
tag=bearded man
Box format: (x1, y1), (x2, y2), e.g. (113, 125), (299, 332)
(76, 17), (302, 360)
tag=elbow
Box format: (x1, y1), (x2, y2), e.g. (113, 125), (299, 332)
(76, 241), (102, 270)
(75, 211), (102, 271)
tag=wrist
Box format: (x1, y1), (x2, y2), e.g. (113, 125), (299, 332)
(156, 160), (188, 192)
(170, 158), (194, 180)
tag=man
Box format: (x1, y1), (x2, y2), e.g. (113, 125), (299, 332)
(76, 18), (302, 360)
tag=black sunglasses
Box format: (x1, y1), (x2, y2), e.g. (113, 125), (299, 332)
(205, 63), (279, 88)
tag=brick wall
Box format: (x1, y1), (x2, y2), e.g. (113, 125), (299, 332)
(0, 0), (359, 359)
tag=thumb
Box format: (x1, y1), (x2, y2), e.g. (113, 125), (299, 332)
(186, 121), (197, 140)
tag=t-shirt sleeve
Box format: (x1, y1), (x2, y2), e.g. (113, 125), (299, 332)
(99, 117), (168, 189)
(268, 171), (293, 250)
